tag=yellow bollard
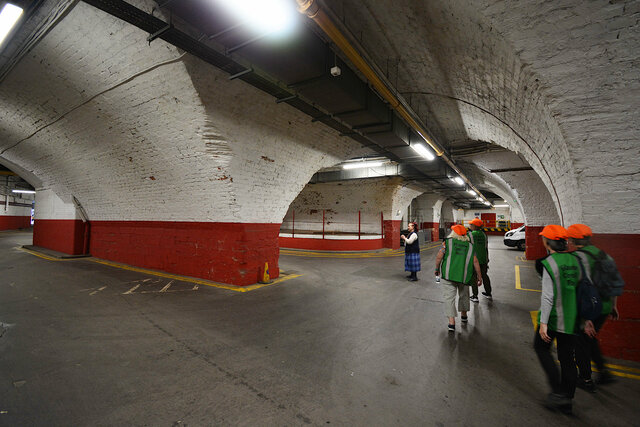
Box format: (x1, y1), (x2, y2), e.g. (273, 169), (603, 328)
(260, 262), (270, 284)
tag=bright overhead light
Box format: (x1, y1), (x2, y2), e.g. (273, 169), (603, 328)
(483, 201), (491, 206)
(453, 177), (464, 185)
(476, 197), (482, 201)
(12, 189), (35, 194)
(410, 143), (435, 160)
(493, 204), (509, 208)
(467, 190), (477, 196)
(342, 160), (384, 170)
(214, 0), (297, 36)
(0, 3), (23, 47)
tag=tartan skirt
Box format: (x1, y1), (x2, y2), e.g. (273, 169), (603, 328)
(404, 252), (421, 272)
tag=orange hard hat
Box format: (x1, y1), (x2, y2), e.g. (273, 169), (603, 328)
(539, 224), (568, 241)
(567, 224), (592, 239)
(452, 224), (467, 236)
(470, 218), (483, 226)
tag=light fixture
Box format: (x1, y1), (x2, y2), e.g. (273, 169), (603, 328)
(467, 190), (477, 196)
(483, 201), (491, 206)
(12, 189), (35, 194)
(476, 197), (482, 201)
(493, 204), (509, 208)
(453, 177), (464, 186)
(410, 143), (435, 160)
(213, 0), (297, 36)
(342, 160), (384, 170)
(0, 3), (23, 47)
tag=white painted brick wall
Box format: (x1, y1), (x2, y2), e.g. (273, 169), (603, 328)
(34, 189), (79, 220)
(282, 177), (422, 234)
(325, 0), (639, 233)
(0, 1), (364, 224)
(411, 193), (445, 224)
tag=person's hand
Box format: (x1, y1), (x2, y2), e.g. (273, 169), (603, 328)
(476, 277), (482, 287)
(610, 307), (620, 320)
(539, 323), (551, 343)
(401, 235), (406, 241)
(584, 320), (597, 338)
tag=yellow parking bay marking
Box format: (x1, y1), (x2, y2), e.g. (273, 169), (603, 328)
(280, 243), (441, 258)
(20, 247), (301, 293)
(529, 311), (640, 380)
(515, 265), (541, 292)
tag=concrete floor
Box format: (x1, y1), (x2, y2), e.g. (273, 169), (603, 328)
(1, 230), (639, 426)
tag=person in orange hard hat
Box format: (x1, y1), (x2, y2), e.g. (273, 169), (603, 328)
(435, 224), (483, 332)
(468, 218), (492, 302)
(534, 224), (580, 414)
(568, 223), (623, 392)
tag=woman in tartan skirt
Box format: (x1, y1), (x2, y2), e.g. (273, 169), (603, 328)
(402, 222), (420, 281)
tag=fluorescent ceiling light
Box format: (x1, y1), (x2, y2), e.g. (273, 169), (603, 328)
(476, 197), (482, 201)
(467, 190), (477, 196)
(410, 143), (435, 160)
(483, 201), (491, 206)
(12, 189), (35, 194)
(493, 204), (509, 208)
(213, 0), (297, 36)
(453, 177), (464, 185)
(0, 3), (23, 46)
(342, 160), (384, 170)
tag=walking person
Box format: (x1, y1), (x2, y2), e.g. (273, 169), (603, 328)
(468, 218), (492, 302)
(435, 224), (483, 331)
(533, 225), (580, 414)
(568, 223), (622, 391)
(402, 222), (420, 281)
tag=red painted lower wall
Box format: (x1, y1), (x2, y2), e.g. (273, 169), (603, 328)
(0, 215), (31, 230)
(420, 222), (440, 241)
(383, 220), (401, 249)
(279, 237), (383, 251)
(590, 233), (640, 361)
(511, 222), (524, 229)
(88, 221), (280, 286)
(525, 226), (546, 260)
(33, 219), (86, 255)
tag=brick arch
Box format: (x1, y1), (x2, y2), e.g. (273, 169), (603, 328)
(0, 1), (363, 285)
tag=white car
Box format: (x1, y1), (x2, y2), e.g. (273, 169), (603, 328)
(504, 225), (526, 251)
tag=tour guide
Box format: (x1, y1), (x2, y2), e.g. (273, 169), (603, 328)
(435, 224), (483, 331)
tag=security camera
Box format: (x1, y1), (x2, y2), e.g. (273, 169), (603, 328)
(330, 65), (341, 77)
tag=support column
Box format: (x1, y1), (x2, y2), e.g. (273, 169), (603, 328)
(33, 189), (86, 255)
(89, 221), (280, 286)
(525, 226), (546, 260)
(383, 220), (401, 249)
(590, 234), (640, 362)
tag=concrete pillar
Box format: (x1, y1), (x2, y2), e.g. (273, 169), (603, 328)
(33, 189), (86, 255)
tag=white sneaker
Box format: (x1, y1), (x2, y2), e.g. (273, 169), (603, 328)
(470, 296), (479, 303)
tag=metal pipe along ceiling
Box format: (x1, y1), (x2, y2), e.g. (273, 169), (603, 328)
(295, 0), (489, 203)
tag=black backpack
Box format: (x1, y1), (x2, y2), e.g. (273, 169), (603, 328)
(581, 249), (625, 297)
(573, 255), (603, 321)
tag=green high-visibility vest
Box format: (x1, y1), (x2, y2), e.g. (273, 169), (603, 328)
(537, 253), (580, 334)
(469, 230), (488, 264)
(440, 238), (475, 284)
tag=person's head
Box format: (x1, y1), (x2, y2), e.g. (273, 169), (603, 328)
(408, 222), (416, 232)
(539, 224), (569, 253)
(469, 218), (483, 230)
(448, 224), (470, 241)
(567, 223), (592, 248)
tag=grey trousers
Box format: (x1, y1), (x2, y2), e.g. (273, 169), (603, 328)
(442, 279), (470, 317)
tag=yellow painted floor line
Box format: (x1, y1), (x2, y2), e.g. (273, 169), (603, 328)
(515, 265), (541, 292)
(529, 310), (640, 380)
(20, 247), (301, 293)
(19, 247), (72, 261)
(280, 243), (442, 258)
(89, 258), (302, 293)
